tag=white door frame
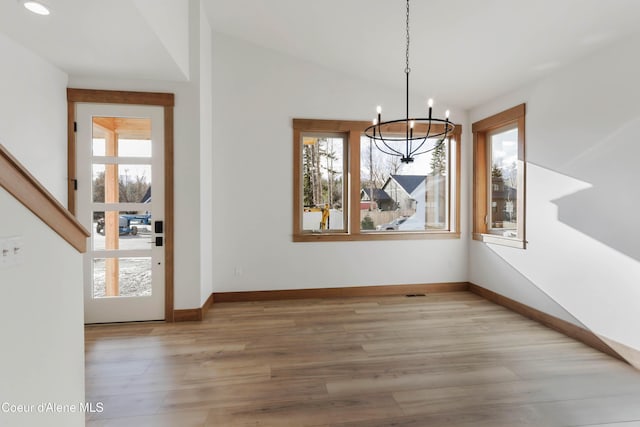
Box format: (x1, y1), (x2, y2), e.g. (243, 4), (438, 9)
(67, 89), (175, 322)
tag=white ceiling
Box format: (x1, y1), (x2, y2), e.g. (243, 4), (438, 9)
(0, 0), (188, 81)
(2, 0), (640, 109)
(203, 0), (640, 109)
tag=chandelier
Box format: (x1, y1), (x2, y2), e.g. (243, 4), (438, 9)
(364, 0), (454, 164)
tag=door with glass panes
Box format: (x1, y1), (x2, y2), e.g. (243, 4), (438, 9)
(76, 103), (165, 323)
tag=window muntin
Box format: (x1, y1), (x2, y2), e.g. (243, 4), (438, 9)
(360, 136), (450, 232)
(300, 133), (346, 233)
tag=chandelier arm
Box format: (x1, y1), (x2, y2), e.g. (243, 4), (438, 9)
(376, 128), (405, 156)
(412, 138), (447, 157)
(412, 120), (454, 153)
(372, 138), (404, 157)
(408, 119), (434, 155)
(411, 145), (440, 157)
(406, 124), (411, 160)
(379, 140), (404, 157)
(408, 135), (430, 157)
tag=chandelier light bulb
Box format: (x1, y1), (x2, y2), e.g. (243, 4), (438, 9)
(376, 105), (382, 114)
(410, 120), (415, 128)
(428, 99), (434, 108)
(445, 110), (450, 119)
(373, 118), (377, 125)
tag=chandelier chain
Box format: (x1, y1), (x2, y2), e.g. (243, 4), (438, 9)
(405, 0), (410, 74)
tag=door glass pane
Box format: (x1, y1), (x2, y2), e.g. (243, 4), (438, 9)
(92, 164), (151, 203)
(92, 211), (153, 251)
(92, 164), (106, 203)
(118, 165), (152, 202)
(118, 139), (152, 157)
(92, 257), (152, 298)
(89, 115), (155, 301)
(301, 135), (345, 231)
(92, 117), (151, 152)
(489, 127), (518, 235)
(93, 138), (106, 156)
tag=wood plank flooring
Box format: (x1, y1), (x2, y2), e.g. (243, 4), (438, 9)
(85, 292), (640, 426)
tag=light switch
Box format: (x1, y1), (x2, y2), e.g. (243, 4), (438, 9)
(9, 237), (24, 266)
(0, 238), (10, 268)
(0, 236), (23, 269)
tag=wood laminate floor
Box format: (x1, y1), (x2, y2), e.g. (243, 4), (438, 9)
(85, 292), (640, 427)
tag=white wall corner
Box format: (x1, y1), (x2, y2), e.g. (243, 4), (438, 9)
(133, 0), (191, 80)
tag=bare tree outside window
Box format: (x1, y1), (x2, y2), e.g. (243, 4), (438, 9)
(302, 136), (345, 231)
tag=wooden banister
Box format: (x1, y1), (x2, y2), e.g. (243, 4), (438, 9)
(0, 144), (89, 253)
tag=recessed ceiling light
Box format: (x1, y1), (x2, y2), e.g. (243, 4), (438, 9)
(21, 0), (50, 16)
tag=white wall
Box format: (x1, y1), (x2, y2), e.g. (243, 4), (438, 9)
(469, 32), (640, 350)
(0, 33), (68, 203)
(211, 32), (469, 292)
(133, 0), (190, 80)
(69, 0), (210, 310)
(0, 191), (85, 427)
(0, 36), (84, 427)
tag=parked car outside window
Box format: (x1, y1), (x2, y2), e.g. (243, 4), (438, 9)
(376, 217), (408, 231)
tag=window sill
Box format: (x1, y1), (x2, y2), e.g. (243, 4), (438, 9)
(294, 232), (461, 242)
(472, 233), (526, 249)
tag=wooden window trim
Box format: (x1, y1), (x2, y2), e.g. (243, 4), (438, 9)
(293, 118), (461, 242)
(472, 103), (526, 248)
(67, 88), (176, 321)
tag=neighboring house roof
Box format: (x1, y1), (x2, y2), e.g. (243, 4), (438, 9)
(361, 188), (392, 201)
(386, 175), (427, 195)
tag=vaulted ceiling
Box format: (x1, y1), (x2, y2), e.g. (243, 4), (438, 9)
(2, 0), (639, 109)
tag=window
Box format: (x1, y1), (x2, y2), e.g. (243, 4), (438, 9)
(360, 135), (450, 233)
(301, 134), (346, 232)
(293, 119), (461, 242)
(472, 104), (526, 248)
(488, 126), (518, 235)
